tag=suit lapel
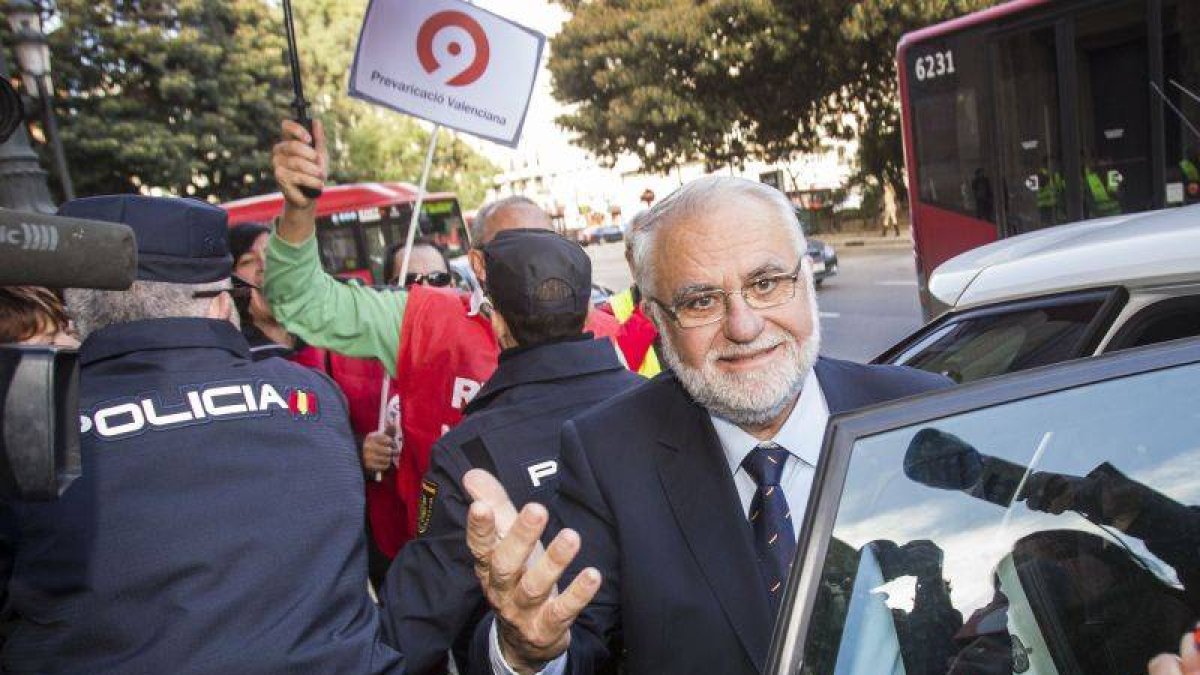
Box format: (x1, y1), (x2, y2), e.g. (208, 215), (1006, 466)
(654, 379), (772, 672)
(814, 357), (856, 415)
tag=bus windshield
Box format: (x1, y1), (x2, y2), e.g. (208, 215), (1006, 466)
(319, 199), (466, 282)
(222, 184), (467, 285)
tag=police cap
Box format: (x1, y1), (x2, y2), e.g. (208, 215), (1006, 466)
(58, 195), (232, 283)
(483, 229), (590, 318)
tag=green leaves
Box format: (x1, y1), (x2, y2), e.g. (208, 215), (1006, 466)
(47, 0), (289, 200)
(45, 0), (497, 207)
(549, 0), (998, 182)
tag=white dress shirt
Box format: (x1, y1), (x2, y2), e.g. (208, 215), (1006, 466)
(709, 368), (829, 538)
(490, 370), (830, 675)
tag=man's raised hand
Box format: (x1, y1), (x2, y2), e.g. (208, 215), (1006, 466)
(272, 119), (327, 210)
(464, 469), (601, 674)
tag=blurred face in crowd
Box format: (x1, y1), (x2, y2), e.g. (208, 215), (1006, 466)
(649, 199), (820, 432)
(234, 231), (273, 321)
(0, 286), (79, 348)
(468, 202), (552, 288)
(234, 231), (269, 288)
(391, 244), (451, 288)
(19, 320), (79, 348)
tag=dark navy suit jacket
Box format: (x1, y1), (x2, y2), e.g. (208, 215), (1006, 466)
(471, 357), (950, 675)
(380, 336), (641, 674)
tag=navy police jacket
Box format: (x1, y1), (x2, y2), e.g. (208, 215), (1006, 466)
(0, 318), (402, 674)
(379, 335), (641, 675)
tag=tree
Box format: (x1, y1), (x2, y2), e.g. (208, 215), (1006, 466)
(548, 0), (996, 184)
(45, 0), (498, 207)
(47, 0), (293, 201)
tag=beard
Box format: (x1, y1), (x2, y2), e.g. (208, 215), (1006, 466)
(661, 316), (821, 428)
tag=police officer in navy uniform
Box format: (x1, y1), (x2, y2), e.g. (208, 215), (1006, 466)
(0, 195), (403, 673)
(379, 229), (641, 674)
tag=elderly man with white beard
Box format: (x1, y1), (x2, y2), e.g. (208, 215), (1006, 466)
(462, 176), (951, 675)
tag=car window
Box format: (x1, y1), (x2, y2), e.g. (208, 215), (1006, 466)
(779, 355), (1200, 675)
(893, 295), (1109, 383)
(1109, 295), (1200, 351)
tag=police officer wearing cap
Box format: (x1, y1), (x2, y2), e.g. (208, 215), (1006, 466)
(378, 229), (640, 675)
(0, 195), (404, 673)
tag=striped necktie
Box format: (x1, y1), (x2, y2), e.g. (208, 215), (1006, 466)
(742, 442), (797, 612)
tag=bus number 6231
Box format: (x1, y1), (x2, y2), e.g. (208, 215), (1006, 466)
(914, 50), (956, 82)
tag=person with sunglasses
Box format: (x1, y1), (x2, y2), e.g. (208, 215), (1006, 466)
(382, 238), (454, 289)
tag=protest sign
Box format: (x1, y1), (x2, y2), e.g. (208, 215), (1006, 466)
(350, 0), (545, 147)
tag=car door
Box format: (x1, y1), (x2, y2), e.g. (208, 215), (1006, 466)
(874, 288), (1127, 383)
(769, 337), (1200, 675)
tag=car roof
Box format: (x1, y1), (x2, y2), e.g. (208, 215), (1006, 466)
(930, 204), (1200, 310)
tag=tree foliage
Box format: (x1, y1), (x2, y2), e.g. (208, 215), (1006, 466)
(44, 0), (497, 206)
(48, 0), (292, 200)
(549, 0), (996, 184)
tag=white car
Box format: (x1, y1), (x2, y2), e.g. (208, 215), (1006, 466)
(761, 206), (1200, 675)
(876, 205), (1200, 383)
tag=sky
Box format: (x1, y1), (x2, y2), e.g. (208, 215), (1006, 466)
(465, 0), (590, 170)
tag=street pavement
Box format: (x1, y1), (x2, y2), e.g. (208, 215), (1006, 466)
(584, 239), (925, 363)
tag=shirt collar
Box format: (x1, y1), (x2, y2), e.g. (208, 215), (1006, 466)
(80, 317), (251, 366)
(710, 368), (827, 475)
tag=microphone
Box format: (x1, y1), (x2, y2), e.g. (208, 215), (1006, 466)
(0, 208), (136, 289)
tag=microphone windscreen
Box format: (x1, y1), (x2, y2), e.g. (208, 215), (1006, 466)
(0, 208), (136, 289)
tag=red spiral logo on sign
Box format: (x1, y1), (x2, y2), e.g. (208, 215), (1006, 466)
(417, 10), (491, 87)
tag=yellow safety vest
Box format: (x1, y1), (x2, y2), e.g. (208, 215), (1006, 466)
(1182, 158), (1199, 183)
(1085, 171), (1121, 217)
(611, 288), (662, 378)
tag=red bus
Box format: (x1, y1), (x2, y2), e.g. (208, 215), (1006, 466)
(898, 0), (1200, 315)
(221, 183), (467, 284)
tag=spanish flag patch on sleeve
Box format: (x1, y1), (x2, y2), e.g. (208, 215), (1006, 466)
(287, 389), (319, 418)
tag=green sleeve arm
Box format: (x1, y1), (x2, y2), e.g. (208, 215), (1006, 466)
(263, 232), (405, 376)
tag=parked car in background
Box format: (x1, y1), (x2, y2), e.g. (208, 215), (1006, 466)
(793, 208), (839, 287)
(578, 223), (623, 246)
(875, 205), (1200, 383)
(574, 225), (599, 246)
(807, 237), (838, 287)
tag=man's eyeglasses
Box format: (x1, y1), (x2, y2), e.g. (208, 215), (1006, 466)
(396, 271), (453, 288)
(649, 258), (805, 329)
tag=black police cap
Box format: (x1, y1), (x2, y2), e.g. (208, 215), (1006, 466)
(483, 229), (591, 318)
(58, 195), (232, 284)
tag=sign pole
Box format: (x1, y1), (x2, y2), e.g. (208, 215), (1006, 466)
(374, 123), (441, 483)
(396, 124), (442, 286)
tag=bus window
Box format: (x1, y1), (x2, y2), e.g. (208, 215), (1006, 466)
(994, 26), (1065, 234)
(1077, 2), (1150, 219)
(317, 224), (359, 275)
(382, 201), (467, 258)
(362, 222), (389, 283)
(906, 32), (996, 223)
(1163, 0), (1200, 207)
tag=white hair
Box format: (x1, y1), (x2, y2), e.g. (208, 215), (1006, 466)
(66, 279), (234, 340)
(628, 175), (807, 297)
